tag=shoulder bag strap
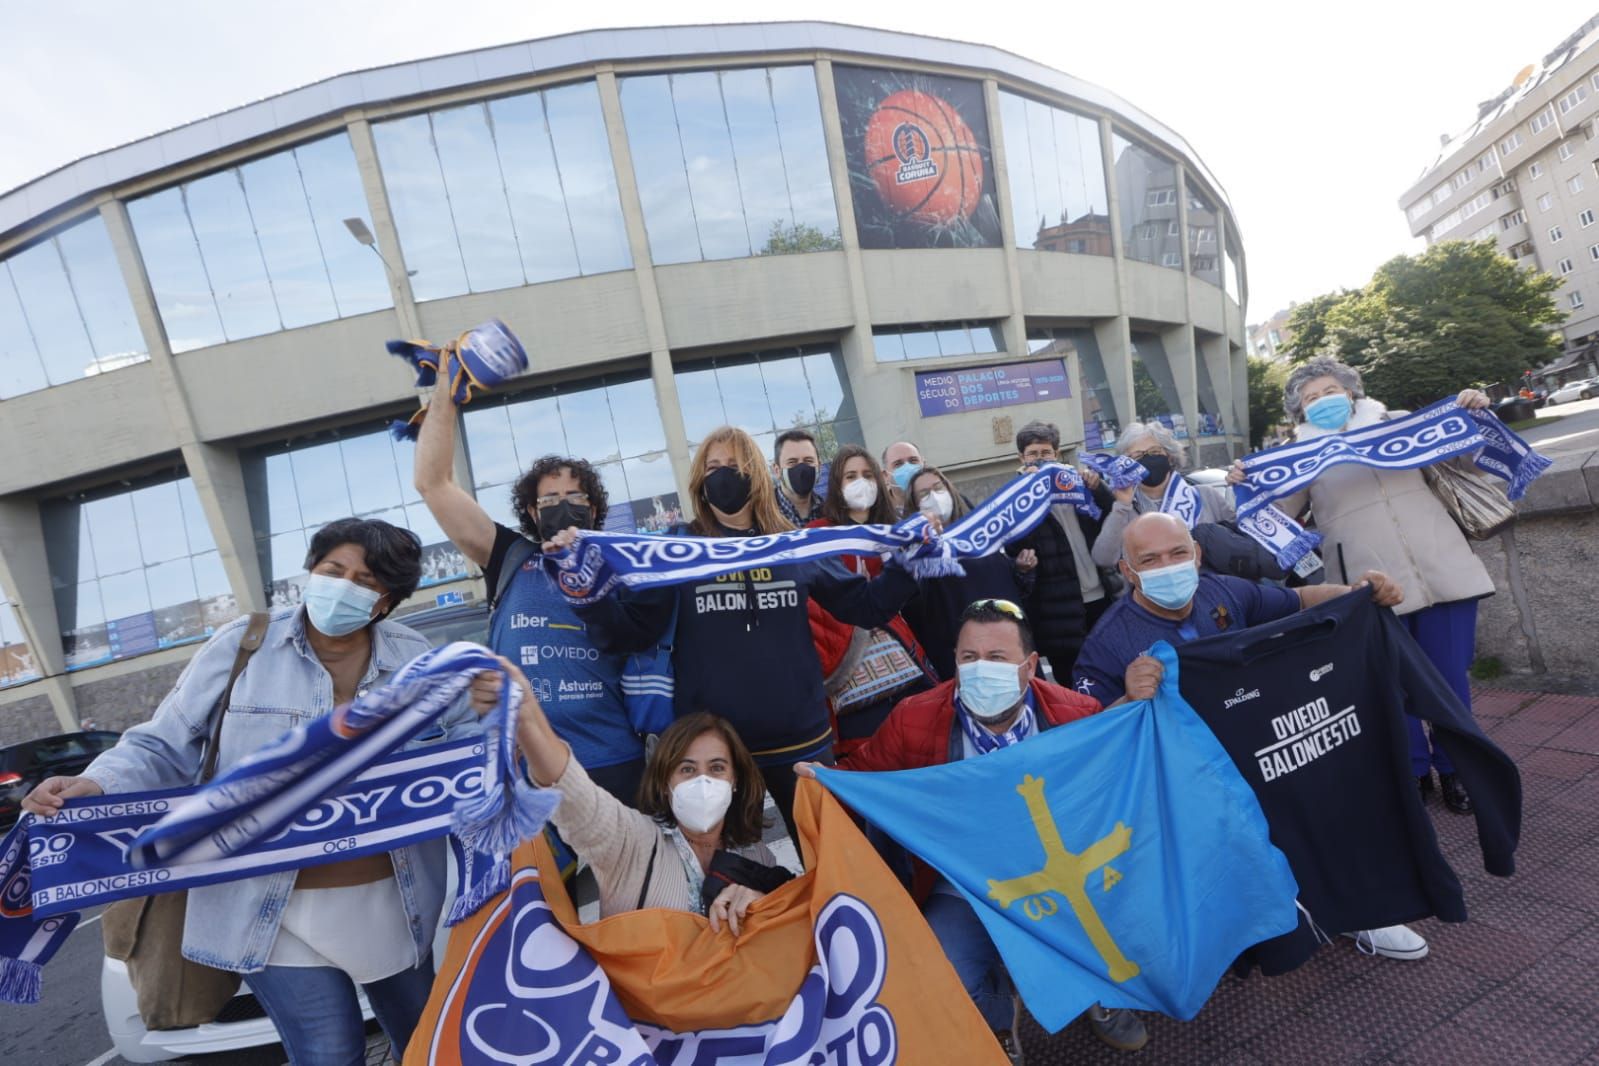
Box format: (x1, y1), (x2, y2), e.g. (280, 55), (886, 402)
(492, 535), (538, 611)
(197, 611), (271, 784)
(635, 837), (660, 912)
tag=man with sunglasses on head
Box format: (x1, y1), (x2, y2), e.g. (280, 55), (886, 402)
(800, 598), (1152, 1061)
(414, 377), (646, 804)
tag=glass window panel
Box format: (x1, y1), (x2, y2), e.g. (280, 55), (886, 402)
(6, 238), (96, 385)
(505, 394), (566, 468)
(0, 266), (49, 398)
(461, 405), (521, 489)
(55, 216), (146, 369)
(176, 479), (217, 553)
(1112, 134), (1180, 268)
(759, 355), (814, 431)
(936, 325), (975, 357)
(268, 530), (308, 585)
(183, 170), (282, 339)
(127, 188), (226, 352)
(1002, 92), (1108, 255)
(289, 441), (353, 527)
(391, 436), (424, 507)
(622, 451), (677, 499)
(258, 451), (304, 538)
(713, 359), (773, 433)
(674, 366), (726, 445)
(768, 66), (838, 241)
(86, 494), (143, 576)
(803, 352), (850, 423)
(146, 557), (198, 610)
(669, 72), (751, 260)
(488, 92), (582, 285)
(621, 75), (702, 265)
(543, 81), (632, 276)
(1130, 333), (1183, 428)
(340, 431), (404, 516)
(373, 115), (470, 301)
(1187, 187), (1221, 286)
(192, 550), (229, 599)
(131, 481), (188, 564)
(293, 134), (392, 317)
(65, 581), (106, 629)
(403, 503), (448, 550)
(41, 504), (97, 587)
(99, 569), (151, 620)
(872, 329), (905, 363)
(1224, 228), (1241, 302)
(239, 151), (338, 329)
(0, 596), (38, 688)
(901, 328), (941, 361)
(1195, 353), (1225, 436)
(430, 104), (525, 293)
(607, 377), (668, 457)
(558, 387), (622, 464)
(973, 324), (1004, 354)
(721, 68), (795, 253)
(1000, 92), (1042, 250)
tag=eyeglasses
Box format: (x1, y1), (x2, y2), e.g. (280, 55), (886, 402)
(535, 493), (590, 508)
(966, 598), (1026, 621)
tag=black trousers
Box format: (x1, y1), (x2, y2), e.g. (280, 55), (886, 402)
(759, 751), (836, 844)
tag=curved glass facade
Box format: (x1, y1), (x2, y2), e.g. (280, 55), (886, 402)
(1000, 92), (1109, 255)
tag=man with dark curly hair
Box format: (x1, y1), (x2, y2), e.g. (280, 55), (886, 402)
(414, 373), (646, 802)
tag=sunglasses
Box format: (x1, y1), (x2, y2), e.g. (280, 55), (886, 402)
(966, 598), (1026, 621)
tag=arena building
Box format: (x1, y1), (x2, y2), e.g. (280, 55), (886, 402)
(0, 22), (1249, 739)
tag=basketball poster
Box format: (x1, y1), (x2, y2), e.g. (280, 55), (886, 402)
(833, 66), (1001, 249)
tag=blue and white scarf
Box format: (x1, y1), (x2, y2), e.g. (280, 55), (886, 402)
(131, 642), (555, 911)
(1159, 474), (1203, 530)
(956, 695), (1037, 756)
(545, 465), (1100, 606)
(0, 739), (497, 1003)
(1078, 453), (1147, 492)
(1233, 399), (1550, 564)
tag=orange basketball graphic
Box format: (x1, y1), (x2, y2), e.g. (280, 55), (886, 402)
(863, 89), (985, 225)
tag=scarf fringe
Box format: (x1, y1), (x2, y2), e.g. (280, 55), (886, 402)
(0, 957), (41, 1006)
(1270, 528), (1324, 570)
(446, 855), (512, 927)
(451, 782), (560, 876)
(905, 555), (967, 580)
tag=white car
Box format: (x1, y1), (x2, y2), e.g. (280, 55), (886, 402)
(1547, 377), (1598, 405)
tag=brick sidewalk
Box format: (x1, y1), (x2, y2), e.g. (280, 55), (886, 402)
(1022, 687), (1599, 1065)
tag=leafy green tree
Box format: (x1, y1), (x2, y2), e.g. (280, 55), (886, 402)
(1279, 290), (1353, 362)
(1284, 241), (1563, 410)
(1245, 356), (1288, 449)
(759, 221), (843, 255)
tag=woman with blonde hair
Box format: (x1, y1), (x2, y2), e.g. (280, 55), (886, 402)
(568, 426), (918, 837)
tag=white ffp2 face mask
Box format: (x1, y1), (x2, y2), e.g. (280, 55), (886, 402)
(922, 489), (954, 521)
(842, 478), (879, 511)
(671, 775), (734, 834)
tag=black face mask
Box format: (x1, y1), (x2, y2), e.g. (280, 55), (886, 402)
(703, 466), (753, 515)
(783, 463), (818, 498)
(536, 500), (593, 540)
(1138, 454), (1173, 487)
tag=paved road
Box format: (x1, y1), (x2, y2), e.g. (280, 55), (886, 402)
(1521, 394), (1599, 458)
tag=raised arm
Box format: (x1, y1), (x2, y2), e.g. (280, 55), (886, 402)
(413, 353), (497, 568)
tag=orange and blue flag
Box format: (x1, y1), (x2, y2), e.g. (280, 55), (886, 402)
(406, 778), (1006, 1065)
(816, 641), (1300, 1031)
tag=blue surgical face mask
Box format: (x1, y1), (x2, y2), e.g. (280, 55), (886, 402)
(958, 659), (1026, 721)
(304, 573), (382, 637)
(1304, 393), (1353, 431)
(1134, 559), (1200, 611)
(891, 462), (923, 492)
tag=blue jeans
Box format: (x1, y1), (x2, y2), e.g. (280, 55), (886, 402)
(923, 889), (1014, 1031)
(247, 954), (435, 1066)
(1403, 600), (1479, 776)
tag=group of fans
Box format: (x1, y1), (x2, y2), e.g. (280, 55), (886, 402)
(24, 354), (1494, 1065)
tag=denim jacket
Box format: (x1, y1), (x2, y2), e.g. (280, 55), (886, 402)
(82, 606), (480, 974)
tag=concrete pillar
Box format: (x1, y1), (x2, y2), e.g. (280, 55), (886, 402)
(1160, 325), (1200, 442)
(346, 118), (424, 341)
(1198, 331), (1234, 436)
(983, 78), (1029, 361)
(0, 499), (76, 729)
(101, 200), (266, 611)
(813, 59), (888, 453)
(594, 72), (695, 511)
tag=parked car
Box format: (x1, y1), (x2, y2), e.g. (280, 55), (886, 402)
(103, 598), (489, 1063)
(0, 731), (120, 828)
(1547, 377), (1598, 405)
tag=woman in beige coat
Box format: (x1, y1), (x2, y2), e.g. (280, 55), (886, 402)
(1229, 357), (1492, 816)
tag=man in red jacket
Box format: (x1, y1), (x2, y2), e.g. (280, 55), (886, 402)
(800, 599), (1150, 1062)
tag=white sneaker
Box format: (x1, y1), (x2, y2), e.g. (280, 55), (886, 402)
(1343, 924), (1429, 960)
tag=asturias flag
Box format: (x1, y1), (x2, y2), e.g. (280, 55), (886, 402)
(816, 641), (1299, 1031)
(406, 776), (1007, 1065)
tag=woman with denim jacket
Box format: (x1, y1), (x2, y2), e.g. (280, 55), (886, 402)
(23, 517), (482, 1066)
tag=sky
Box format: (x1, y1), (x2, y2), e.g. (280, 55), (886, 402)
(2, 0), (1594, 324)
